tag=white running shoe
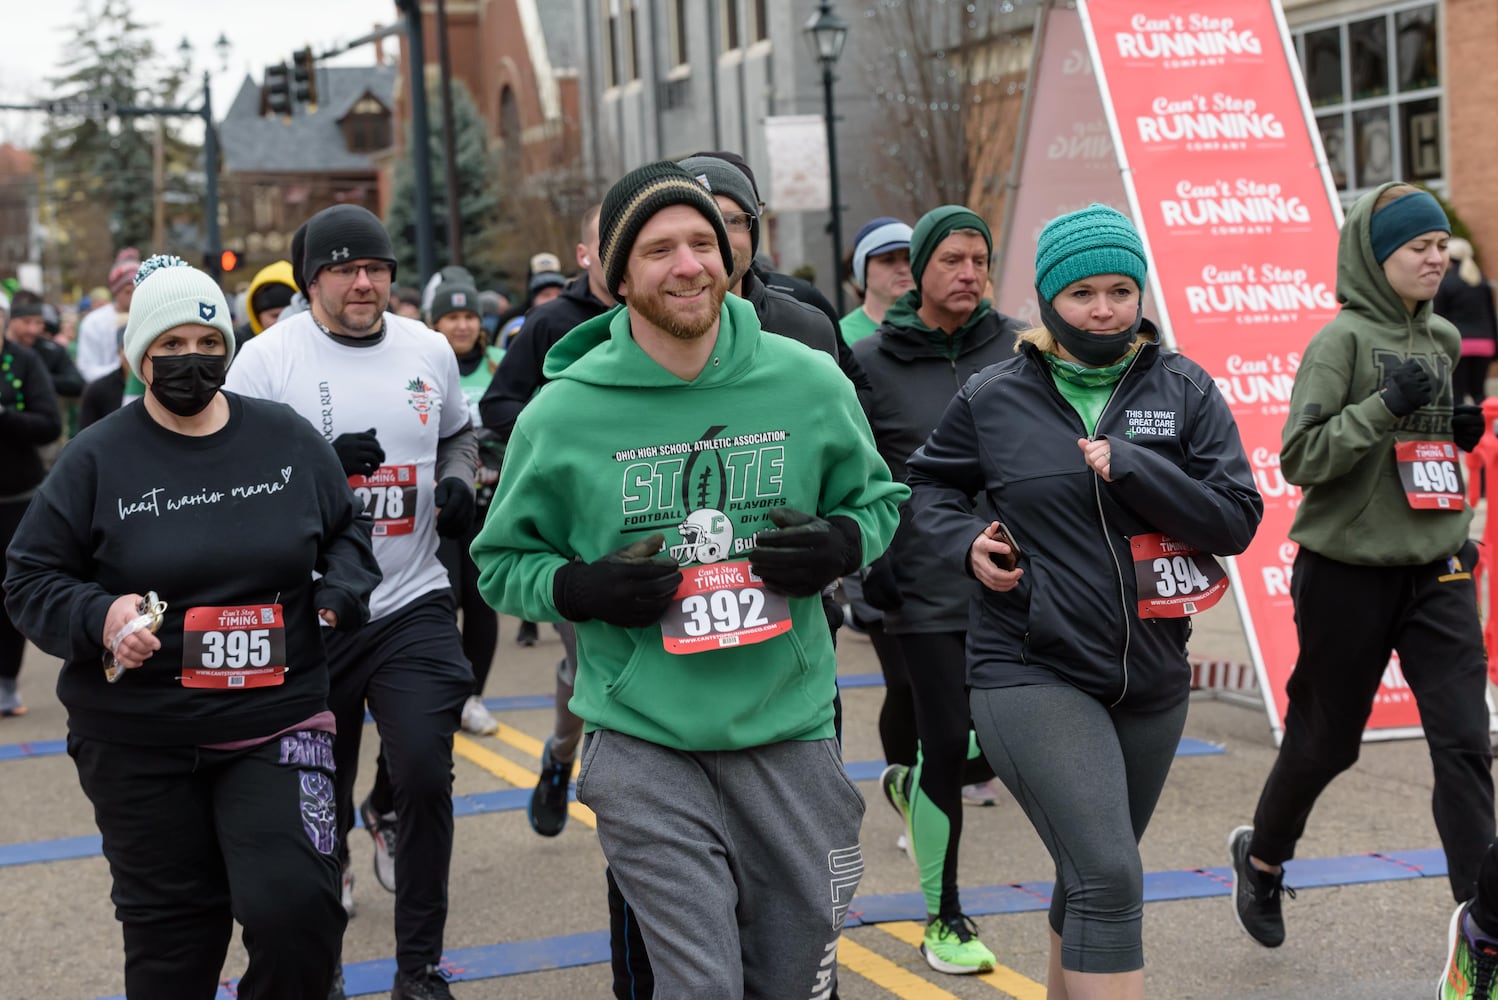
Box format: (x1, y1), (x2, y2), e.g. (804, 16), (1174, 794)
(460, 695), (499, 736)
(961, 779), (1001, 807)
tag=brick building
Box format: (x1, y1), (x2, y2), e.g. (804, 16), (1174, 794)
(217, 65), (399, 276)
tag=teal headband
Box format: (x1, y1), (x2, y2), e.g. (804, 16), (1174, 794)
(1369, 191), (1449, 265)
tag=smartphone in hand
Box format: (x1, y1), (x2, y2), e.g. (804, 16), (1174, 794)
(989, 522), (1022, 571)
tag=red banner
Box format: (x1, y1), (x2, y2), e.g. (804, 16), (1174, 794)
(1077, 0), (1421, 735)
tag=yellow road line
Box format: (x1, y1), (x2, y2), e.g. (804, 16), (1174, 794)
(451, 733), (596, 829)
(837, 936), (963, 999)
(878, 922), (1047, 999)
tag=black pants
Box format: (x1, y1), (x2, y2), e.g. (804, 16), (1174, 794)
(1250, 544), (1495, 900)
(325, 592), (471, 973)
(438, 515), (498, 695)
(861, 614), (917, 767)
(71, 731), (345, 999)
(0, 497), (32, 680)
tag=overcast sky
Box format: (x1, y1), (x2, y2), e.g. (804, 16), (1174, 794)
(1, 0), (402, 146)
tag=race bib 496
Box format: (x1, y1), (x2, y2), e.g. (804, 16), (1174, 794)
(1395, 440), (1464, 510)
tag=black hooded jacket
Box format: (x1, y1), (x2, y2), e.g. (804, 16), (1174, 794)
(479, 275), (613, 441)
(906, 339), (1262, 711)
(852, 306), (1025, 633)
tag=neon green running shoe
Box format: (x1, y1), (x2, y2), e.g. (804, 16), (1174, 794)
(1441, 902), (1498, 999)
(922, 913), (996, 975)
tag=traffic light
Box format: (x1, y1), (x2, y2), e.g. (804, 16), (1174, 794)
(220, 250), (238, 273)
(262, 62), (291, 117)
(293, 48), (318, 110)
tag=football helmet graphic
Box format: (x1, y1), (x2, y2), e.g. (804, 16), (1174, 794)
(670, 508), (734, 565)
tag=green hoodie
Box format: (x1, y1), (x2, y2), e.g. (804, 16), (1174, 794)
(470, 294), (906, 751)
(1283, 181), (1466, 565)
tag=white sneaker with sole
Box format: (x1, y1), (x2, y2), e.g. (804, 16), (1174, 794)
(460, 695), (498, 736)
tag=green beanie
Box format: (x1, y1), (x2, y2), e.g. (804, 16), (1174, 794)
(1034, 204), (1147, 303)
(909, 205), (992, 301)
(599, 161), (734, 300)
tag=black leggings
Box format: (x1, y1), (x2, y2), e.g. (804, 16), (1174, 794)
(895, 631), (993, 918)
(438, 516), (498, 696)
(1455, 356), (1491, 404)
(856, 613), (917, 767)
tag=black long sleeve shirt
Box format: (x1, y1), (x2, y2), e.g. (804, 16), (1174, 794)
(4, 392), (382, 745)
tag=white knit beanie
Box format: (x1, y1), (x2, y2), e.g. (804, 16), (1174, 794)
(122, 255), (235, 380)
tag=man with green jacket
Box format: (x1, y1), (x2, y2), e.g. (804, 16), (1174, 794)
(470, 161), (906, 998)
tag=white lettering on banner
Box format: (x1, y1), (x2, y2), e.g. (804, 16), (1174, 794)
(1115, 15), (1262, 59)
(1137, 96), (1284, 143)
(1261, 541), (1297, 597)
(1160, 179), (1310, 227)
(1184, 264), (1334, 315)
(1247, 447), (1301, 503)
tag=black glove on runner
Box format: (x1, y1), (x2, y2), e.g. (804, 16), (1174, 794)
(552, 533), (683, 628)
(749, 508), (864, 598)
(433, 477), (476, 538)
(1452, 403), (1487, 453)
(1379, 360), (1433, 418)
(332, 428), (385, 477)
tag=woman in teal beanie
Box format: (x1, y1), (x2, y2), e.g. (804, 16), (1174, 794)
(906, 204), (1261, 997)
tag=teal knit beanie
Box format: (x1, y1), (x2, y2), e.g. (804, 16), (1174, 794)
(1034, 204), (1147, 303)
(910, 205), (992, 301)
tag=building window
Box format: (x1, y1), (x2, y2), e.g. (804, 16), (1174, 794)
(341, 97), (392, 154)
(670, 0), (690, 68)
(1293, 2), (1442, 197)
(626, 0), (641, 81)
(751, 0), (768, 44)
(722, 0), (741, 51)
(604, 0), (620, 88)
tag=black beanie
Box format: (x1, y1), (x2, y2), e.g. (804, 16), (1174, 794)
(289, 221), (310, 294)
(599, 161), (733, 300)
(251, 281), (295, 317)
(302, 205), (398, 286)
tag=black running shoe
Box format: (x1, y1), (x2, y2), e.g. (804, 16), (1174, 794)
(1229, 825), (1295, 947)
(529, 737), (571, 837)
(391, 965), (455, 1000)
(516, 620), (539, 647)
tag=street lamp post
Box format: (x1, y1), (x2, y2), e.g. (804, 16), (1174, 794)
(804, 0), (849, 315)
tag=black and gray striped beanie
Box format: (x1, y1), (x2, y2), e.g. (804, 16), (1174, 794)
(599, 161), (733, 300)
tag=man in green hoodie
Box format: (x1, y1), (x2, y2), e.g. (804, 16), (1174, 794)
(470, 161), (905, 998)
(1230, 183), (1495, 980)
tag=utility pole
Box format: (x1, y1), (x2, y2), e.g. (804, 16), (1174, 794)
(435, 0), (463, 265)
(396, 0), (436, 284)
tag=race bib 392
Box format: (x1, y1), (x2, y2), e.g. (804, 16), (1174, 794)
(660, 560), (792, 654)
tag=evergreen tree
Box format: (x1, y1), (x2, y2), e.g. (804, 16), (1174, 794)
(35, 0), (189, 281)
(386, 78), (503, 289)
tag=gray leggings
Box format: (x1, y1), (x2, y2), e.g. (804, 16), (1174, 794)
(970, 684), (1188, 974)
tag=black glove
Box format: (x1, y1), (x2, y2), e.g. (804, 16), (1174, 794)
(1453, 403), (1487, 453)
(1380, 360), (1433, 418)
(748, 508), (863, 598)
(862, 555), (903, 612)
(332, 428), (385, 477)
(433, 477), (476, 538)
(552, 533), (683, 628)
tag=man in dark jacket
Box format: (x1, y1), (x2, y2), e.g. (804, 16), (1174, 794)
(852, 204), (1026, 975)
(6, 292), (84, 401)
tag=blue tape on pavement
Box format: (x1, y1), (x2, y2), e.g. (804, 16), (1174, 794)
(89, 847), (1454, 997)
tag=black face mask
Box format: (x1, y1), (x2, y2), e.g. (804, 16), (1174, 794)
(1037, 290), (1143, 367)
(148, 352), (229, 417)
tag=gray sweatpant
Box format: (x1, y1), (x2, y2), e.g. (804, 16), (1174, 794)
(575, 730), (866, 1000)
(970, 684), (1188, 974)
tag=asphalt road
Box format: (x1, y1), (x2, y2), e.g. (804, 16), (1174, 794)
(0, 599), (1470, 999)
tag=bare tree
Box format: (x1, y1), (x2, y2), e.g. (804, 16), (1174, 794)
(850, 0), (1039, 228)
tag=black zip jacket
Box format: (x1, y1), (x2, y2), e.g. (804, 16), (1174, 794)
(479, 275), (613, 441)
(906, 340), (1262, 711)
(0, 339), (61, 498)
(853, 307), (1024, 632)
(31, 337), (84, 398)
